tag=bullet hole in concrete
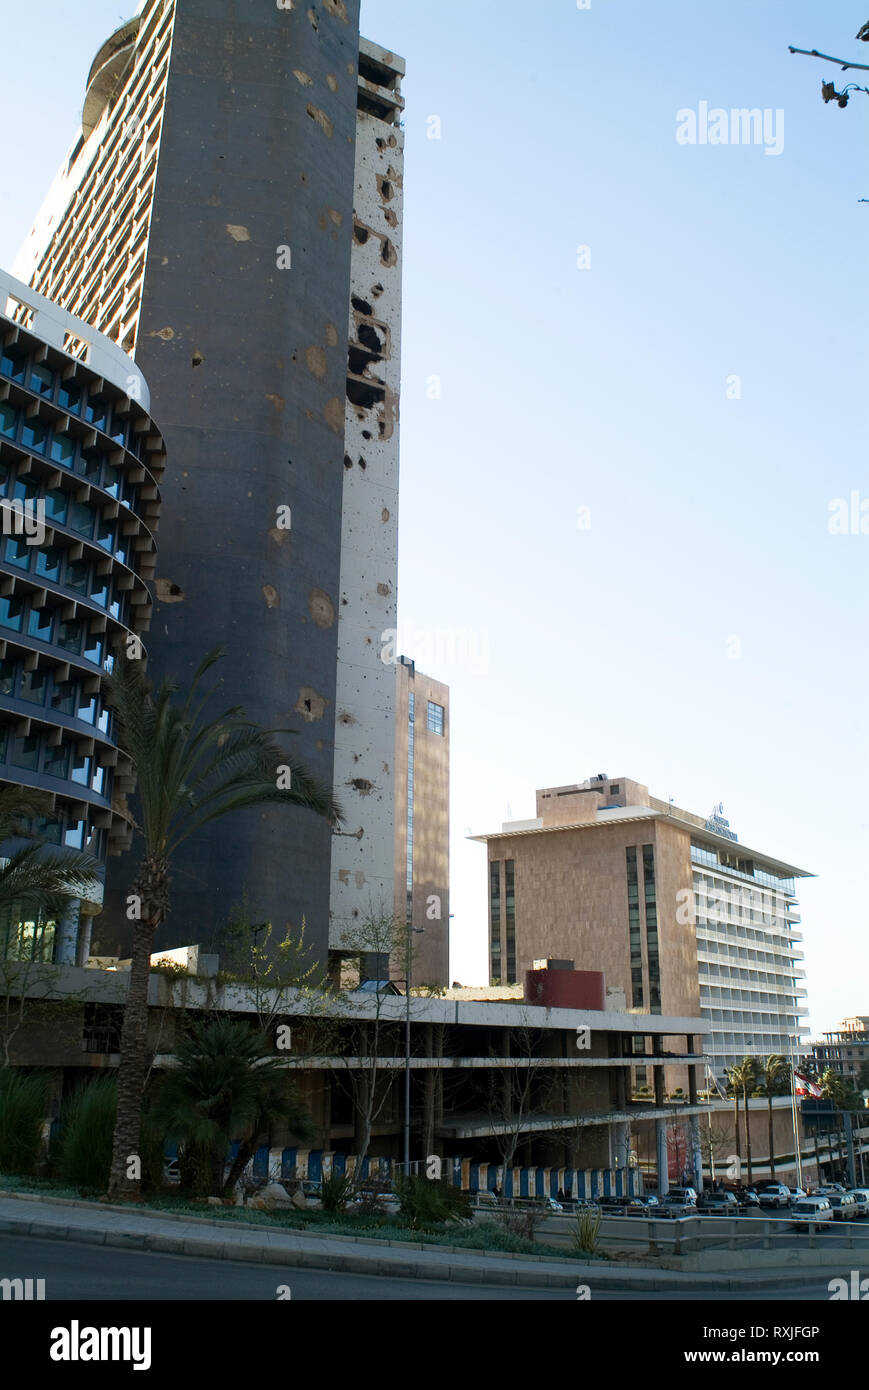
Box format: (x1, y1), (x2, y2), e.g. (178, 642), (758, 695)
(322, 0), (349, 21)
(153, 326), (174, 340)
(344, 454), (353, 469)
(353, 223), (369, 245)
(191, 351), (204, 368)
(226, 223), (251, 242)
(262, 584), (280, 609)
(338, 869), (349, 884)
(352, 908), (359, 917)
(352, 295), (373, 315)
(156, 578), (185, 602)
(306, 104), (333, 138)
(308, 587), (336, 628)
(379, 179), (393, 201)
(377, 582), (390, 596)
(288, 457), (293, 467)
(357, 322), (383, 353)
(300, 174), (308, 184)
(380, 239), (396, 267)
(376, 137), (385, 149)
(371, 282), (384, 297)
(307, 7), (318, 30)
(346, 378), (385, 408)
(326, 73), (338, 93)
(381, 507), (390, 522)
(325, 322), (338, 346)
(295, 687), (326, 721)
(378, 421), (386, 437)
(362, 430), (372, 440)
(339, 710), (356, 725)
(353, 753), (360, 762)
(348, 345), (380, 376)
(293, 70), (313, 86)
(265, 393), (285, 410)
(358, 457), (366, 470)
(384, 209), (398, 229)
(327, 208), (342, 226)
(351, 778), (374, 795)
(341, 597), (347, 605)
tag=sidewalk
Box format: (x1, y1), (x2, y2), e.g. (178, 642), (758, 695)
(0, 1190), (824, 1292)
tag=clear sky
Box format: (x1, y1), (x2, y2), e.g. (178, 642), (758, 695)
(1, 1), (866, 1038)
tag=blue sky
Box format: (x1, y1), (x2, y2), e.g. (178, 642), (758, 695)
(1, 1), (866, 1037)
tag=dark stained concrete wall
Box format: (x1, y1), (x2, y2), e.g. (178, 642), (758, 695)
(102, 0), (361, 958)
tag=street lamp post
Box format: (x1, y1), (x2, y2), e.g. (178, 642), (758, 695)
(402, 925), (424, 1176)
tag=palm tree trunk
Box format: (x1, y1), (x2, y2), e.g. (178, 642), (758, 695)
(108, 914), (158, 1197)
(733, 1092), (741, 1163)
(224, 1134), (259, 1196)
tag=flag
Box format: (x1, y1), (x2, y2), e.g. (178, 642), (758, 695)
(794, 1072), (823, 1099)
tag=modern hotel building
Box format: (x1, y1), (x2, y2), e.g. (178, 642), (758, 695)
(474, 775), (810, 1084)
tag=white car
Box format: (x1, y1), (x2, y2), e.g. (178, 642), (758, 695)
(757, 1183), (791, 1209)
(827, 1192), (859, 1221)
(847, 1189), (869, 1218)
(790, 1197), (834, 1228)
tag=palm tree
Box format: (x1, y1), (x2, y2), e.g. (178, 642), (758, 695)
(0, 784), (103, 947)
(760, 1054), (788, 1179)
(150, 1016), (313, 1197)
(730, 1059), (757, 1184)
(105, 648), (341, 1199)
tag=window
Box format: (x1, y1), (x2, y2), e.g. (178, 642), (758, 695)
(50, 434), (75, 467)
(43, 743), (70, 780)
(57, 381), (82, 415)
(83, 631), (103, 665)
(76, 692), (97, 724)
(426, 701), (444, 735)
(51, 680), (77, 716)
(505, 859), (516, 983)
(69, 501), (95, 537)
(84, 396), (107, 430)
(78, 451), (102, 485)
(0, 660), (14, 696)
(610, 783), (620, 794)
(20, 419), (47, 453)
(489, 861), (502, 982)
(71, 753), (92, 786)
(90, 574), (109, 608)
(27, 606), (54, 643)
(1, 906), (56, 963)
(4, 537), (33, 571)
(102, 464), (121, 499)
(95, 517), (114, 553)
(0, 597), (24, 632)
(13, 473), (39, 503)
(65, 559), (89, 594)
(64, 819), (86, 850)
(0, 402), (17, 438)
(626, 846), (644, 1008)
(36, 547), (62, 582)
(45, 488), (68, 524)
(19, 669), (48, 705)
(33, 815), (61, 846)
(643, 844), (662, 1014)
(29, 363), (55, 398)
(10, 735), (40, 770)
(0, 349), (26, 383)
(57, 618), (82, 653)
(0, 462), (8, 494)
(91, 764), (106, 795)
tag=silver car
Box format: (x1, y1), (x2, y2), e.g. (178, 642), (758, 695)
(790, 1197), (834, 1228)
(827, 1192), (859, 1221)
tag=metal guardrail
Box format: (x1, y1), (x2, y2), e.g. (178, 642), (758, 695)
(529, 1210), (869, 1253)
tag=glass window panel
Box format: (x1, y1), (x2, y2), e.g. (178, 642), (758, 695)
(0, 660), (14, 695)
(84, 397), (107, 429)
(0, 348), (26, 382)
(64, 558), (89, 593)
(0, 402), (16, 438)
(57, 382), (81, 414)
(43, 744), (70, 780)
(78, 452), (102, 485)
(64, 819), (86, 850)
(91, 765), (106, 795)
(82, 632), (103, 665)
(13, 474), (39, 502)
(36, 547), (62, 582)
(19, 669), (48, 705)
(97, 706), (110, 735)
(27, 606), (54, 642)
(34, 815), (62, 845)
(95, 517), (114, 552)
(71, 753), (92, 786)
(0, 462), (8, 494)
(29, 363), (55, 398)
(102, 464), (121, 499)
(4, 537), (33, 571)
(45, 488), (68, 524)
(11, 735), (40, 770)
(50, 433), (75, 467)
(113, 538), (129, 564)
(56, 618), (82, 653)
(0, 597), (24, 631)
(51, 680), (77, 715)
(90, 575), (109, 608)
(76, 692), (97, 724)
(69, 502), (95, 537)
(20, 420), (47, 453)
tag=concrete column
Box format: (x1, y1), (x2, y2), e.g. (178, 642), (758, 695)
(55, 899), (81, 965)
(845, 1111), (857, 1189)
(691, 1114), (703, 1191)
(654, 1064), (665, 1107)
(75, 910), (93, 967)
(687, 1036), (698, 1104)
(655, 1118), (669, 1196)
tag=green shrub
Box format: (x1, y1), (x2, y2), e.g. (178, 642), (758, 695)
(572, 1204), (602, 1255)
(57, 1077), (117, 1192)
(0, 1068), (46, 1176)
(319, 1169), (355, 1213)
(394, 1174), (472, 1230)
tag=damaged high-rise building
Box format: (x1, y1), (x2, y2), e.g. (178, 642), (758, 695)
(12, 0), (404, 964)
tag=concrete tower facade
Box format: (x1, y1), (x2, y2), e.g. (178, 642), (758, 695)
(14, 0), (403, 962)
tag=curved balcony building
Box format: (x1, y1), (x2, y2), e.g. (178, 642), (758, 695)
(0, 270), (163, 963)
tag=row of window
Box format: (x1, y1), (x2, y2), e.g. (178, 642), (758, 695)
(489, 859), (516, 983)
(1, 537), (128, 620)
(0, 723), (109, 797)
(0, 658), (110, 733)
(0, 594), (109, 667)
(690, 842), (795, 895)
(0, 466), (135, 562)
(0, 413), (142, 506)
(426, 701), (444, 735)
(0, 346), (148, 456)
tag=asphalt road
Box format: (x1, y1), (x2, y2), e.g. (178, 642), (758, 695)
(0, 1234), (841, 1301)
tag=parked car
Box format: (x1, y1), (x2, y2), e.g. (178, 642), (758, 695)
(658, 1192), (697, 1218)
(541, 1195), (564, 1212)
(790, 1196), (834, 1229)
(625, 1194), (659, 1216)
(757, 1183), (791, 1209)
(847, 1189), (869, 1218)
(735, 1189), (760, 1212)
(827, 1193), (859, 1221)
(666, 1186), (698, 1204)
(787, 1187), (808, 1204)
(697, 1191), (739, 1216)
